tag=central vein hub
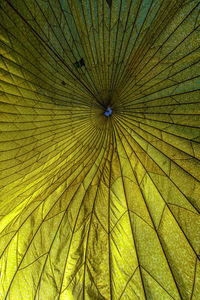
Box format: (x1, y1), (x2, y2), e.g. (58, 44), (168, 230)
(104, 107), (112, 117)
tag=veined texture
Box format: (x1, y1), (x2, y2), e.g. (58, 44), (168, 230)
(0, 0), (200, 299)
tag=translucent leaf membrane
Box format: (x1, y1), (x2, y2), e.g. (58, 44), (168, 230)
(0, 0), (200, 299)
